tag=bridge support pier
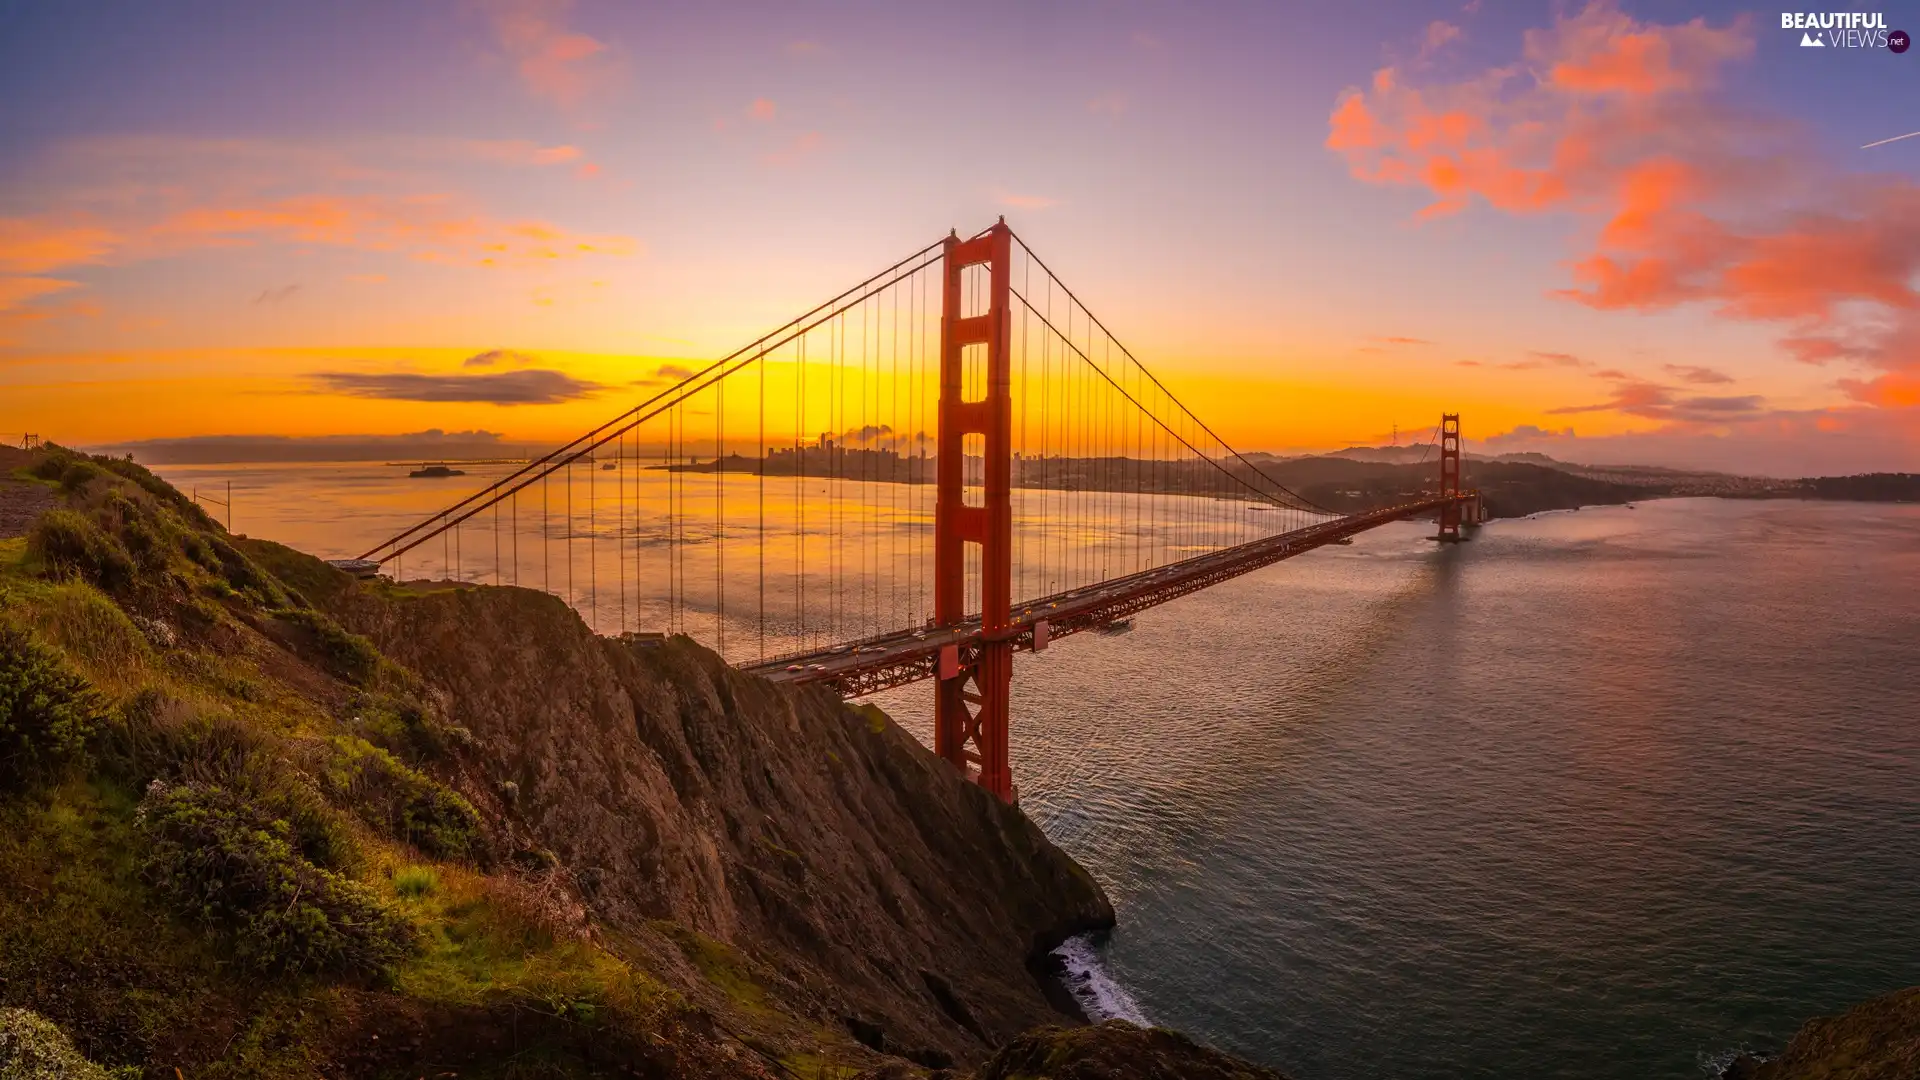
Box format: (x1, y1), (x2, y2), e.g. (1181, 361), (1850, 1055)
(933, 221), (1017, 803)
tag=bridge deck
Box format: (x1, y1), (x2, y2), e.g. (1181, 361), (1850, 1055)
(743, 494), (1466, 697)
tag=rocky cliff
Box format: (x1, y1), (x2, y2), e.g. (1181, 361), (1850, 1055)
(308, 569), (1116, 1066)
(0, 443), (1164, 1079)
(1723, 988), (1920, 1080)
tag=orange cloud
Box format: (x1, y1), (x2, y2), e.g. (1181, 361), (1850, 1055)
(1529, 7), (1751, 95)
(1328, 0), (1920, 424)
(0, 276), (79, 312)
(748, 98), (777, 122)
(480, 0), (617, 110)
(0, 217), (119, 274)
(0, 278), (94, 344)
(138, 195), (635, 266)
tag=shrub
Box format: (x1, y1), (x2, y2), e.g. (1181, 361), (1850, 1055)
(179, 532), (217, 571)
(57, 459), (106, 493)
(208, 536), (289, 608)
(271, 608), (379, 684)
(323, 736), (483, 860)
(137, 780), (415, 975)
(392, 865), (439, 897)
(0, 1007), (132, 1080)
(28, 510), (135, 592)
(0, 623), (105, 788)
(26, 450), (75, 482)
(38, 583), (147, 677)
(96, 489), (169, 574)
(351, 693), (468, 762)
(104, 691), (359, 873)
(97, 454), (210, 524)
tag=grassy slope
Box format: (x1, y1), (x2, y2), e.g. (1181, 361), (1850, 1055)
(0, 448), (882, 1080)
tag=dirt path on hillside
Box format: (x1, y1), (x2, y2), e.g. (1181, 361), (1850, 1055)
(0, 446), (54, 539)
(0, 479), (54, 539)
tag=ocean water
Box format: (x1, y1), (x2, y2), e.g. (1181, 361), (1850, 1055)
(144, 461), (1920, 1078)
(873, 496), (1920, 1079)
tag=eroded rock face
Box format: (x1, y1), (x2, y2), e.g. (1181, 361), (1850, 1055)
(975, 1020), (1294, 1080)
(1722, 987), (1920, 1080)
(335, 583), (1114, 1067)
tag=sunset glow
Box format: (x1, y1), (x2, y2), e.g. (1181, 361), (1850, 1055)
(2, 1), (1916, 475)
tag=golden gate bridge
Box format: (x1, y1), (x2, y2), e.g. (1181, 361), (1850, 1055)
(355, 221), (1481, 802)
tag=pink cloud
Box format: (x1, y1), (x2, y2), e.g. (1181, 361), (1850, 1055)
(997, 191), (1058, 211)
(1327, 0), (1920, 437)
(480, 0), (618, 110)
(748, 97), (777, 122)
(1420, 21), (1463, 58)
(1663, 363), (1733, 384)
(762, 131), (824, 168)
(464, 140), (583, 166)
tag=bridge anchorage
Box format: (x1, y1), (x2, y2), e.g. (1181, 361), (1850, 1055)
(358, 219), (1479, 804)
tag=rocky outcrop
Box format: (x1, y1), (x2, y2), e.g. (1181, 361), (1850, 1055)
(970, 1021), (1293, 1079)
(1723, 988), (1920, 1080)
(324, 577), (1114, 1067)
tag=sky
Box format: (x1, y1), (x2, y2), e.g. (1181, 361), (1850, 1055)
(0, 0), (1916, 476)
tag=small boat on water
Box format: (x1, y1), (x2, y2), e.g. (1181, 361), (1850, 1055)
(1093, 618), (1134, 636)
(601, 462), (618, 471)
(408, 465), (466, 479)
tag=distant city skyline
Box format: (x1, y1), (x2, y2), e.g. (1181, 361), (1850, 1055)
(2, 0), (1916, 477)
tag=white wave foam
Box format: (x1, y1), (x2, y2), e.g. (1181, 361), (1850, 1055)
(1051, 934), (1150, 1025)
(1698, 1046), (1767, 1077)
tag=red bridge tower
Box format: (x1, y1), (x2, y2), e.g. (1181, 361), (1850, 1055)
(1438, 412), (1464, 542)
(933, 221), (1016, 802)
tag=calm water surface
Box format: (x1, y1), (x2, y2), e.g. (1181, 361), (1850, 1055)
(876, 497), (1920, 1079)
(151, 463), (1920, 1079)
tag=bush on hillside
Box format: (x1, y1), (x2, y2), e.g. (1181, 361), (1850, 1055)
(137, 780), (415, 975)
(270, 608), (378, 684)
(97, 454), (214, 526)
(95, 490), (169, 574)
(106, 690), (359, 873)
(208, 536), (291, 608)
(37, 582), (148, 676)
(0, 1007), (134, 1080)
(28, 511), (135, 593)
(26, 451), (73, 482)
(0, 623), (105, 789)
(56, 459), (107, 494)
(350, 693), (470, 762)
(322, 736), (483, 860)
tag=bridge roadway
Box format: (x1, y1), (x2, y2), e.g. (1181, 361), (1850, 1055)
(743, 493), (1469, 698)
